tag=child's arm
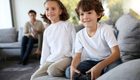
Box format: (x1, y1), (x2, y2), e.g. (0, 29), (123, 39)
(86, 45), (120, 80)
(70, 52), (81, 80)
(40, 30), (50, 68)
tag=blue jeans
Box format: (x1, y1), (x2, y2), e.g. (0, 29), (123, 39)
(65, 59), (122, 79)
(20, 36), (38, 64)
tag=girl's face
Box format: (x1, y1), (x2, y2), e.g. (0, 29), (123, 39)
(45, 1), (62, 23)
(79, 9), (100, 28)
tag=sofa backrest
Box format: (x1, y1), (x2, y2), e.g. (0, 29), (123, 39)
(0, 28), (17, 43)
(18, 27), (24, 42)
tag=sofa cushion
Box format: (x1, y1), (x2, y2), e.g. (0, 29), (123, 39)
(97, 59), (140, 80)
(18, 27), (24, 42)
(0, 42), (21, 49)
(0, 42), (38, 49)
(115, 13), (140, 62)
(0, 28), (17, 43)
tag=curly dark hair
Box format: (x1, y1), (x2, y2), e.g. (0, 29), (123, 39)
(41, 0), (69, 24)
(75, 0), (104, 22)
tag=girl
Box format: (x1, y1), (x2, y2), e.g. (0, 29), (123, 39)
(31, 0), (76, 80)
(69, 0), (122, 80)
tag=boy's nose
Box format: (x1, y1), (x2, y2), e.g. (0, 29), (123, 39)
(83, 14), (88, 19)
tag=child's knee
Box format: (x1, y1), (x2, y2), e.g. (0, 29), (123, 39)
(47, 65), (63, 77)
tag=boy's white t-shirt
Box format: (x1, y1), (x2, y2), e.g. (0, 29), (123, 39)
(75, 23), (118, 61)
(40, 21), (76, 66)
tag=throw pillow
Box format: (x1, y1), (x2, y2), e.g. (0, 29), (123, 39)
(0, 28), (17, 43)
(18, 27), (24, 42)
(115, 13), (140, 62)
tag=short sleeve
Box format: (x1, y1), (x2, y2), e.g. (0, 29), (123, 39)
(103, 25), (118, 48)
(75, 33), (83, 53)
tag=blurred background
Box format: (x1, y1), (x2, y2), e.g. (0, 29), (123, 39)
(0, 0), (140, 29)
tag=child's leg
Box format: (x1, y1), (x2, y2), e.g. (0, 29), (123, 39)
(47, 57), (72, 77)
(30, 61), (53, 80)
(77, 60), (100, 74)
(73, 60), (100, 80)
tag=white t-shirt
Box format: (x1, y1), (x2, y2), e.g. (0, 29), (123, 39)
(40, 21), (76, 66)
(75, 23), (118, 61)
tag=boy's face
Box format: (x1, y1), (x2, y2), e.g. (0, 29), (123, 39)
(44, 1), (62, 23)
(79, 9), (100, 27)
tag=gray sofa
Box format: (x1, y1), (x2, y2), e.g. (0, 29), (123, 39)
(97, 13), (140, 80)
(0, 27), (37, 60)
(0, 28), (20, 59)
(34, 13), (140, 80)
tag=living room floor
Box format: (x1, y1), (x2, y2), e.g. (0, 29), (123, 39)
(0, 59), (39, 80)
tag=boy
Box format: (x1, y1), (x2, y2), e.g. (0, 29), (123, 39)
(70, 0), (121, 80)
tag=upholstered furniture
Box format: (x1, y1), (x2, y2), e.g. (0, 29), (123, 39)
(97, 59), (140, 80)
(0, 27), (37, 60)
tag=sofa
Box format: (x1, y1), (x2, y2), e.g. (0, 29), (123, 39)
(97, 12), (140, 80)
(0, 27), (37, 61)
(32, 11), (140, 80)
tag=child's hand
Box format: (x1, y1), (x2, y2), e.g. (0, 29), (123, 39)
(86, 65), (102, 80)
(70, 66), (80, 80)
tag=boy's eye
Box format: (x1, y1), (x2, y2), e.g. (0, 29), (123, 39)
(80, 13), (84, 16)
(46, 8), (49, 11)
(87, 12), (91, 14)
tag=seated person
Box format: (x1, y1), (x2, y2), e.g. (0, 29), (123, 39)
(30, 0), (76, 80)
(67, 0), (122, 80)
(19, 10), (44, 65)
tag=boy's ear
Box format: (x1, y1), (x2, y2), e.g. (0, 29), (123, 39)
(97, 13), (104, 18)
(97, 13), (101, 18)
(97, 15), (101, 18)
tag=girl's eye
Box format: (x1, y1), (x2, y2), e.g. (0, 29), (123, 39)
(45, 7), (55, 11)
(46, 8), (49, 11)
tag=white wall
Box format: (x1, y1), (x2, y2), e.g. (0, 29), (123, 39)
(123, 0), (140, 14)
(12, 0), (46, 28)
(0, 0), (12, 29)
(11, 0), (140, 29)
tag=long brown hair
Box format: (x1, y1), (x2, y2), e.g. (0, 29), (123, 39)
(41, 0), (69, 24)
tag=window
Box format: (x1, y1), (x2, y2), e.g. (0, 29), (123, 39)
(0, 0), (13, 29)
